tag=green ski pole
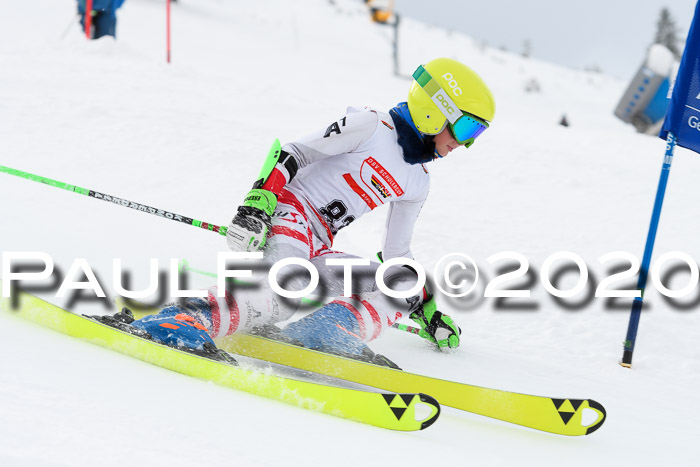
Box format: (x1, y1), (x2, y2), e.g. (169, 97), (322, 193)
(0, 165), (228, 236)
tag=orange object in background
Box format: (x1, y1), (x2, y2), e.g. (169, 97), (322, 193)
(367, 0), (393, 23)
(372, 10), (392, 23)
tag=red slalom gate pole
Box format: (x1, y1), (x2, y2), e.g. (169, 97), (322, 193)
(85, 0), (93, 39)
(166, 0), (172, 63)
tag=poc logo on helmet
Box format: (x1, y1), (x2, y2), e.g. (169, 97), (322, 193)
(442, 73), (463, 97)
(435, 92), (455, 115)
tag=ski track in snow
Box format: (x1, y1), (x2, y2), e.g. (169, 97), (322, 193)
(2, 0), (700, 465)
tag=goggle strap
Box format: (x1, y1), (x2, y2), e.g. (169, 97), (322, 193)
(412, 65), (461, 124)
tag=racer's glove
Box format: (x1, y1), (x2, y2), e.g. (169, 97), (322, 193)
(408, 295), (461, 349)
(226, 189), (277, 252)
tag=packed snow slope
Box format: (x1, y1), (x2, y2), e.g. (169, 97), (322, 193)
(2, 0), (700, 465)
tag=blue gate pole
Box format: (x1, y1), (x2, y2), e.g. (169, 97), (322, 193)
(621, 132), (677, 367)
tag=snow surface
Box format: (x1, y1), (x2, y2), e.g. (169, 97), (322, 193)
(2, 0), (700, 465)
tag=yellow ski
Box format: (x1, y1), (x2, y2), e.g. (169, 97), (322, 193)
(221, 333), (606, 436)
(1, 289), (440, 432)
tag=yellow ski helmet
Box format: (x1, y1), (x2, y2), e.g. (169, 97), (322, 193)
(407, 58), (495, 144)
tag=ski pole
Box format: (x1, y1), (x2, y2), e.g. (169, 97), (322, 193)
(166, 0), (172, 63)
(85, 0), (93, 39)
(0, 165), (228, 236)
(60, 13), (80, 41)
(391, 322), (421, 334)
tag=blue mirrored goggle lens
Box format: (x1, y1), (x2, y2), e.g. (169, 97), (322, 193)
(450, 114), (488, 145)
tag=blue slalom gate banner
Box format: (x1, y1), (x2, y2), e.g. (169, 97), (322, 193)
(622, 0), (700, 367)
(659, 0), (700, 154)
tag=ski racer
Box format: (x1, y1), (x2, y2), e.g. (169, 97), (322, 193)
(128, 58), (496, 362)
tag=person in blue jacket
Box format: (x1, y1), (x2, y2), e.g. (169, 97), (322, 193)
(77, 0), (126, 39)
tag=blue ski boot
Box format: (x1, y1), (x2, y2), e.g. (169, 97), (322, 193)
(130, 305), (215, 350)
(90, 300), (236, 363)
(278, 302), (400, 369)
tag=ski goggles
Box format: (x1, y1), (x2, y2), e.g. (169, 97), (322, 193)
(412, 65), (489, 147)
